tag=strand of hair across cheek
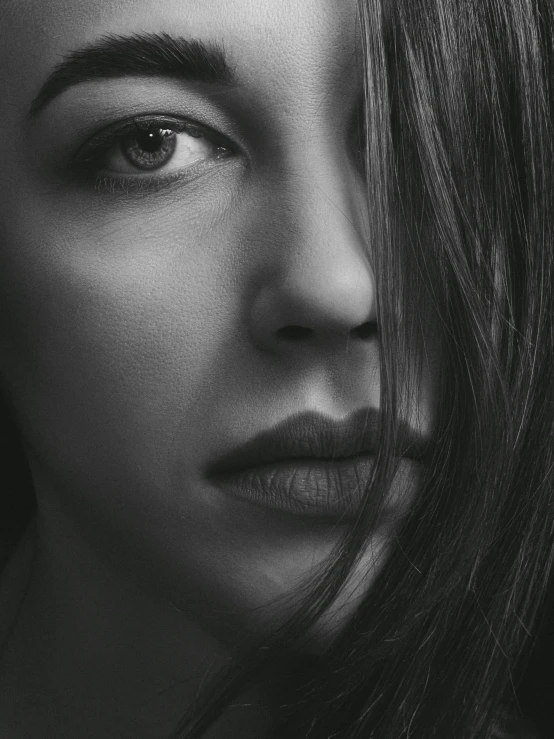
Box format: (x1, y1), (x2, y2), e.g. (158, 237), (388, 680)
(170, 1), (554, 737)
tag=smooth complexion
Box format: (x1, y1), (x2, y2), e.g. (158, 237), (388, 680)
(0, 0), (434, 736)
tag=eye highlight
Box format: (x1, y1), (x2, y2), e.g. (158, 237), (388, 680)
(121, 125), (180, 171)
(73, 115), (234, 184)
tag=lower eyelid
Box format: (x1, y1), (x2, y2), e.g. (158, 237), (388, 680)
(90, 150), (235, 197)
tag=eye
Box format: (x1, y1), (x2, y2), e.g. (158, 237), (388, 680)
(74, 116), (233, 177)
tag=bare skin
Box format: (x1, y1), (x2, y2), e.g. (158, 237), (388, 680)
(0, 0), (435, 736)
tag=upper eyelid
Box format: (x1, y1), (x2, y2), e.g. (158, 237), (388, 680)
(73, 114), (236, 163)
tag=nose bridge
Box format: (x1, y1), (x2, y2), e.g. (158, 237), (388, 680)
(288, 145), (370, 276)
(248, 136), (377, 352)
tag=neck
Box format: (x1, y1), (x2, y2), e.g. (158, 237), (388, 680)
(0, 504), (273, 739)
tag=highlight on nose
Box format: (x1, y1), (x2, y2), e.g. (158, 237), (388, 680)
(249, 254), (377, 352)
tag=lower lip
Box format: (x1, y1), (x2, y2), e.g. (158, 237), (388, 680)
(208, 456), (418, 522)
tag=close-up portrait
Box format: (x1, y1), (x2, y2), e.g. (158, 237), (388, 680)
(0, 0), (553, 737)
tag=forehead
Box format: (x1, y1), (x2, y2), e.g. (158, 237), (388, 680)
(1, 0), (360, 119)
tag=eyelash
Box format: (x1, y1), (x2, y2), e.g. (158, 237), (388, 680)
(72, 115), (235, 194)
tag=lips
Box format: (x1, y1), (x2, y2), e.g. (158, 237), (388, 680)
(205, 408), (431, 522)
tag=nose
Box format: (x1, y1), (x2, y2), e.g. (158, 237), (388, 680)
(248, 162), (377, 354)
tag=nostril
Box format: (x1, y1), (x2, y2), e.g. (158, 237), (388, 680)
(276, 322), (377, 342)
(351, 321), (378, 339)
(276, 325), (315, 341)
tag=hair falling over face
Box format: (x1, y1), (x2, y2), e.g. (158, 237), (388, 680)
(169, 1), (554, 737)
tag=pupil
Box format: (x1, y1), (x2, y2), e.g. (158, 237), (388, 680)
(138, 131), (165, 153)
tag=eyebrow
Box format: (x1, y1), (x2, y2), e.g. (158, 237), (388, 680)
(29, 32), (235, 119)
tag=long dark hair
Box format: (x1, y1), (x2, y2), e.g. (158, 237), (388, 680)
(2, 0), (554, 737)
(166, 0), (554, 736)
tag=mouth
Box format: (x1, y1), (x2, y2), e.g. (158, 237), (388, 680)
(205, 409), (431, 522)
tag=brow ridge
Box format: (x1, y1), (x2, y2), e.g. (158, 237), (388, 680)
(29, 32), (234, 119)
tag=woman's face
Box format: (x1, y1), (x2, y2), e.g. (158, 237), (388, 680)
(0, 0), (434, 642)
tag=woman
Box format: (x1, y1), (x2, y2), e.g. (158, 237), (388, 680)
(0, 0), (552, 736)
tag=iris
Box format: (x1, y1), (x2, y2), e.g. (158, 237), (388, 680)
(122, 128), (178, 170)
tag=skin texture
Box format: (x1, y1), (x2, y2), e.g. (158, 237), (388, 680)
(0, 0), (435, 736)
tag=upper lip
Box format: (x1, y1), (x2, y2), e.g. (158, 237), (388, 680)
(206, 408), (432, 477)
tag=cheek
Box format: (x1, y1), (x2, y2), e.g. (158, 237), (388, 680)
(0, 198), (236, 488)
(0, 201), (274, 638)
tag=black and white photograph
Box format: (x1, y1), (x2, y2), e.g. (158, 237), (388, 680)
(0, 1), (553, 737)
